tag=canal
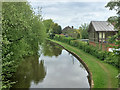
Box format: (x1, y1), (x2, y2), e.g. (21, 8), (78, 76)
(11, 40), (90, 88)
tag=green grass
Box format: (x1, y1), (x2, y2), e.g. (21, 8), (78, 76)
(50, 39), (118, 88)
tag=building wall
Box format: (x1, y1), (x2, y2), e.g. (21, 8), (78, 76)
(95, 32), (98, 42)
(89, 41), (118, 51)
(88, 24), (95, 42)
(88, 22), (118, 43)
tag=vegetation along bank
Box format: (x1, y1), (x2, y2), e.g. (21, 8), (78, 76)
(49, 35), (119, 88)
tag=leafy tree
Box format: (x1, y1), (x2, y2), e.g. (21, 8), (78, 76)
(43, 19), (62, 38)
(79, 23), (89, 39)
(2, 2), (46, 89)
(43, 19), (54, 33)
(106, 1), (120, 87)
(57, 25), (62, 34)
(48, 28), (55, 39)
(107, 16), (118, 25)
(76, 29), (82, 39)
(51, 23), (62, 34)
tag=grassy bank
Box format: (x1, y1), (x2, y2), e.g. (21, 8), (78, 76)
(50, 39), (118, 88)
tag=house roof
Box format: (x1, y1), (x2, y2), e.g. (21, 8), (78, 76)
(91, 21), (118, 32)
(63, 26), (72, 31)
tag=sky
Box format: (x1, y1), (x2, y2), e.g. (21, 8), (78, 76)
(27, 0), (117, 29)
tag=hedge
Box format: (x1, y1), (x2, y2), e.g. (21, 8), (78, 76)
(53, 35), (119, 68)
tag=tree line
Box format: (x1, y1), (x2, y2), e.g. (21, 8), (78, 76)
(43, 19), (62, 39)
(2, 2), (46, 88)
(2, 2), (63, 89)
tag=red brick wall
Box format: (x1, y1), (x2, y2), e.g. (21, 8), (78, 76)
(89, 41), (118, 51)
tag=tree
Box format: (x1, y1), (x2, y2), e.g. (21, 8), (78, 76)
(76, 29), (82, 39)
(43, 19), (54, 33)
(51, 23), (62, 34)
(2, 2), (46, 88)
(106, 1), (120, 53)
(107, 16), (118, 25)
(57, 25), (62, 34)
(106, 1), (120, 29)
(43, 19), (62, 38)
(106, 1), (120, 87)
(79, 23), (89, 39)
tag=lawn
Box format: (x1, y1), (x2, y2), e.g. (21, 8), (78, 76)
(50, 39), (119, 88)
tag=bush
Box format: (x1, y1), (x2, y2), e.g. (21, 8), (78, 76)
(54, 34), (75, 44)
(104, 52), (119, 68)
(53, 35), (119, 68)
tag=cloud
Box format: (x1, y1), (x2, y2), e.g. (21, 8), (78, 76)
(28, 1), (116, 29)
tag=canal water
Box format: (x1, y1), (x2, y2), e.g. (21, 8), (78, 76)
(11, 41), (90, 88)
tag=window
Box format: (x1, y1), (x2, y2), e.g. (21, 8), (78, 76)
(99, 32), (102, 39)
(103, 32), (105, 39)
(99, 32), (106, 42)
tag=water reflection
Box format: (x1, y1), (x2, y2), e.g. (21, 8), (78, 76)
(11, 40), (90, 88)
(41, 41), (62, 57)
(11, 56), (46, 88)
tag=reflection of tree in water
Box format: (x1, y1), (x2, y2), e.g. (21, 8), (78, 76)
(80, 64), (85, 70)
(41, 41), (62, 57)
(32, 60), (46, 84)
(71, 55), (74, 64)
(11, 56), (46, 88)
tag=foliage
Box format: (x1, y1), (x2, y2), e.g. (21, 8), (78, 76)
(79, 23), (89, 39)
(54, 34), (75, 44)
(107, 35), (117, 43)
(41, 40), (62, 57)
(11, 56), (46, 88)
(106, 1), (120, 86)
(76, 29), (82, 39)
(107, 16), (118, 25)
(53, 35), (119, 68)
(43, 19), (54, 33)
(2, 2), (46, 89)
(62, 27), (82, 39)
(43, 19), (62, 38)
(51, 39), (118, 88)
(51, 23), (62, 34)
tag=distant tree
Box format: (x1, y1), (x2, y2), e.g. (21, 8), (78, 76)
(77, 34), (80, 39)
(80, 23), (89, 39)
(76, 29), (82, 39)
(43, 19), (62, 38)
(57, 25), (62, 34)
(43, 19), (54, 33)
(48, 28), (55, 39)
(51, 23), (62, 34)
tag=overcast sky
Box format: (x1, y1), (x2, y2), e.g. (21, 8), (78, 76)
(28, 0), (116, 29)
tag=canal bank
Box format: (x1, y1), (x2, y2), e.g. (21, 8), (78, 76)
(49, 39), (119, 88)
(48, 39), (94, 88)
(10, 40), (90, 88)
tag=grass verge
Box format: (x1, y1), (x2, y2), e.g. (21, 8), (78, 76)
(50, 39), (118, 88)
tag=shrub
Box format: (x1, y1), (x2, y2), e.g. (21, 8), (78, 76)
(54, 34), (75, 44)
(53, 35), (119, 68)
